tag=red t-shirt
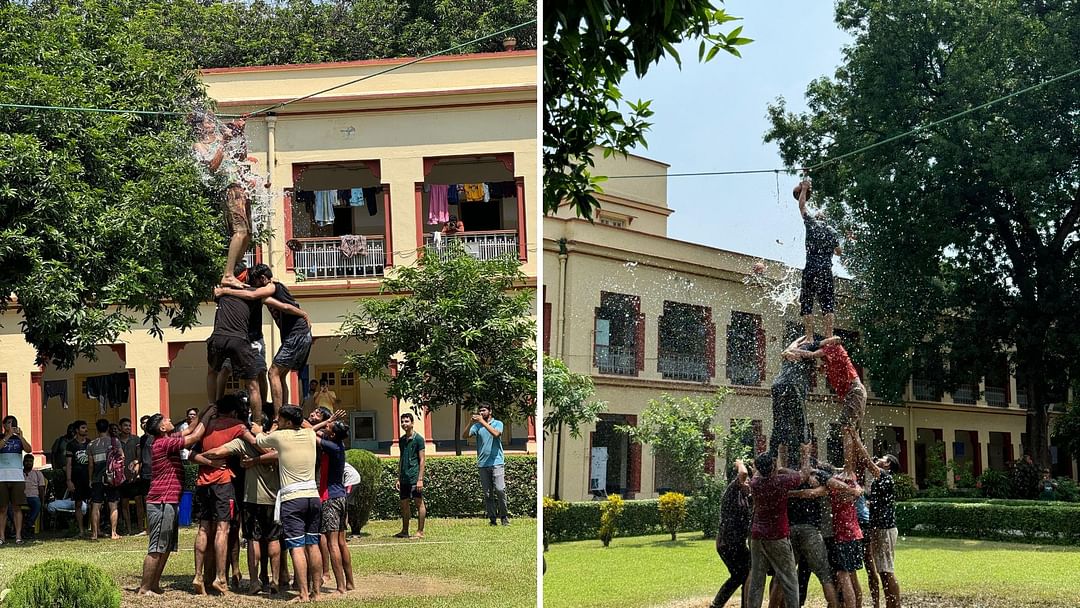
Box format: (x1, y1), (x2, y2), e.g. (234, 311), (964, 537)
(147, 435), (185, 504)
(821, 343), (859, 399)
(830, 476), (864, 542)
(749, 472), (803, 540)
(196, 418), (245, 486)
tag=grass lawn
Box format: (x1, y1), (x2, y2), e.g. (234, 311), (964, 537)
(0, 518), (535, 608)
(543, 533), (1080, 608)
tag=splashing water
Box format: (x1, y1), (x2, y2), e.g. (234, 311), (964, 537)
(743, 263), (804, 315)
(187, 104), (274, 242)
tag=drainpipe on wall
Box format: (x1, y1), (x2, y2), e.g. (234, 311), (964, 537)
(553, 238), (569, 498)
(265, 113), (278, 359)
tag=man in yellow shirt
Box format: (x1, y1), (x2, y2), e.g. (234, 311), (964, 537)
(311, 379), (339, 410)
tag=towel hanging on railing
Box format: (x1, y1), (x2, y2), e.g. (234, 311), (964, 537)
(339, 234), (368, 258)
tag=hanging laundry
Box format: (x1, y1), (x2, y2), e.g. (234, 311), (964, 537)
(108, 372), (129, 407)
(428, 185), (450, 224)
(337, 189), (352, 206)
(363, 187), (379, 216)
(432, 231), (442, 245)
(85, 373), (130, 414)
(339, 234), (368, 258)
(462, 183), (485, 202)
(314, 190), (336, 226)
(482, 183), (491, 202)
(447, 184), (459, 205)
(43, 379), (68, 409)
(349, 188), (365, 208)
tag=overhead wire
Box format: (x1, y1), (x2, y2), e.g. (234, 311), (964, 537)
(603, 64), (1080, 180)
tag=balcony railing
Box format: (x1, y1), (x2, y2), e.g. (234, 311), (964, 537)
(951, 382), (978, 405)
(292, 236), (386, 280)
(912, 377), (942, 401)
(595, 345), (636, 376)
(423, 230), (518, 262)
(659, 352), (709, 382)
(242, 249), (257, 269)
(985, 386), (1008, 407)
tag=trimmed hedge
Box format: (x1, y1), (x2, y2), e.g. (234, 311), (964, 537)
(345, 449), (382, 533)
(896, 501), (1080, 545)
(544, 497), (709, 543)
(5, 559), (121, 608)
(372, 455), (536, 519)
(907, 497), (1080, 508)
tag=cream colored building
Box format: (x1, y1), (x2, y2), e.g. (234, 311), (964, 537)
(2, 50), (537, 462)
(543, 151), (1076, 501)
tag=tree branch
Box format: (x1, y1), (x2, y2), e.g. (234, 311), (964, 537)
(986, 198), (1036, 301)
(1051, 186), (1080, 253)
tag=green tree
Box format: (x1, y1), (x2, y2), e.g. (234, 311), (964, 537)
(340, 244), (536, 455)
(543, 355), (607, 499)
(544, 0), (750, 219)
(619, 390), (730, 492)
(765, 0), (1080, 467)
(0, 0), (223, 368)
(1053, 398), (1080, 464)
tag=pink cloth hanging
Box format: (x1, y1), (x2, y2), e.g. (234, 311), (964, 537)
(428, 184), (450, 224)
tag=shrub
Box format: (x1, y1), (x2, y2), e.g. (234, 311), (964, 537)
(909, 497), (1080, 508)
(1055, 477), (1080, 502)
(599, 494), (625, 547)
(892, 473), (918, 501)
(371, 455), (536, 519)
(693, 476), (726, 537)
(543, 496), (569, 550)
(978, 469), (1012, 499)
(345, 449), (382, 534)
(896, 501), (1080, 545)
(183, 462), (198, 492)
(658, 492), (688, 541)
(1010, 460), (1041, 499)
(4, 559), (120, 608)
(544, 497), (709, 543)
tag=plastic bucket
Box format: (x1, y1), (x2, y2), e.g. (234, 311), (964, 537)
(178, 491), (194, 526)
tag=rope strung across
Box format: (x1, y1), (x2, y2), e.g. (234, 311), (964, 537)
(0, 18), (537, 120)
(605, 64), (1080, 179)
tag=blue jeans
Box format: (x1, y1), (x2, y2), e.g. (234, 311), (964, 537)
(25, 497), (40, 532)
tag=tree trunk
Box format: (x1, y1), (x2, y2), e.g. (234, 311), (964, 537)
(553, 422), (563, 500)
(454, 406), (462, 456)
(1018, 354), (1052, 469)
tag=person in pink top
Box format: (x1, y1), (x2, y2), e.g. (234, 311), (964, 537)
(746, 445), (812, 608)
(827, 427), (868, 608)
(796, 335), (866, 432)
(136, 406), (215, 597)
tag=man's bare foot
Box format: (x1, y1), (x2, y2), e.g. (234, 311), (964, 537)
(152, 586), (165, 594)
(286, 595), (309, 603)
(136, 589), (161, 597)
(221, 276), (247, 289)
(334, 588), (346, 595)
(110, 534), (120, 540)
(211, 579), (229, 595)
(192, 579), (206, 595)
(413, 530), (424, 539)
(346, 583), (355, 591)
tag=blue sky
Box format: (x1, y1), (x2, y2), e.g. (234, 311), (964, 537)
(617, 0), (852, 270)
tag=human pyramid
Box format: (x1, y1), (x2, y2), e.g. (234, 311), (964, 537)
(712, 179), (901, 608)
(134, 117), (350, 602)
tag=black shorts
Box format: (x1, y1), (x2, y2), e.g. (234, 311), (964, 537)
(398, 480), (423, 500)
(769, 384), (809, 456)
(280, 497), (322, 549)
(121, 479), (147, 499)
(207, 334), (259, 379)
(273, 329), (312, 371)
(242, 502), (281, 542)
(800, 263), (835, 316)
(194, 483), (236, 523)
(830, 539), (864, 572)
(91, 482), (120, 504)
(72, 478), (92, 503)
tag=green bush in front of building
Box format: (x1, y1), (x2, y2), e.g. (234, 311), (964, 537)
(896, 501), (1080, 545)
(4, 559), (120, 608)
(371, 455), (536, 520)
(345, 449), (382, 533)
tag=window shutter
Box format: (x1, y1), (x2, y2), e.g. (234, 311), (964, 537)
(626, 414), (641, 494)
(543, 292), (552, 355)
(635, 312), (646, 373)
(705, 308), (716, 379)
(754, 316), (766, 385)
(704, 429), (716, 475)
(752, 419), (766, 455)
(593, 307), (601, 366)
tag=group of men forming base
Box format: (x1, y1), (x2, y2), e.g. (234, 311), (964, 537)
(710, 179), (902, 608)
(134, 263), (512, 601)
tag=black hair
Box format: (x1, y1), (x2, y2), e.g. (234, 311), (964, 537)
(329, 421), (349, 442)
(66, 423), (77, 436)
(217, 393), (242, 415)
(754, 452), (776, 477)
(279, 405), (304, 426)
(250, 263), (272, 282)
(95, 418), (110, 433)
(448, 214), (458, 223)
(73, 420), (87, 432)
(147, 414), (166, 437)
(186, 408), (200, 417)
(319, 378), (329, 386)
(400, 412), (414, 423)
(119, 418), (131, 426)
(314, 407), (332, 422)
(2, 416), (16, 427)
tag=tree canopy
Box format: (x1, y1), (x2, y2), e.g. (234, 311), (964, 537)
(544, 0), (749, 219)
(340, 245), (536, 453)
(765, 0), (1080, 466)
(542, 355), (606, 439)
(0, 0), (223, 368)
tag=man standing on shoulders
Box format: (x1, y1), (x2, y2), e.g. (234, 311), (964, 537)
(463, 405), (509, 526)
(395, 413), (426, 539)
(137, 407), (214, 596)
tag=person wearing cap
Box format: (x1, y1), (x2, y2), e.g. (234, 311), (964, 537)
(848, 428), (901, 608)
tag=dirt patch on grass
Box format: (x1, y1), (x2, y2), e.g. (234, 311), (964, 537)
(653, 592), (1076, 608)
(120, 573), (479, 607)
